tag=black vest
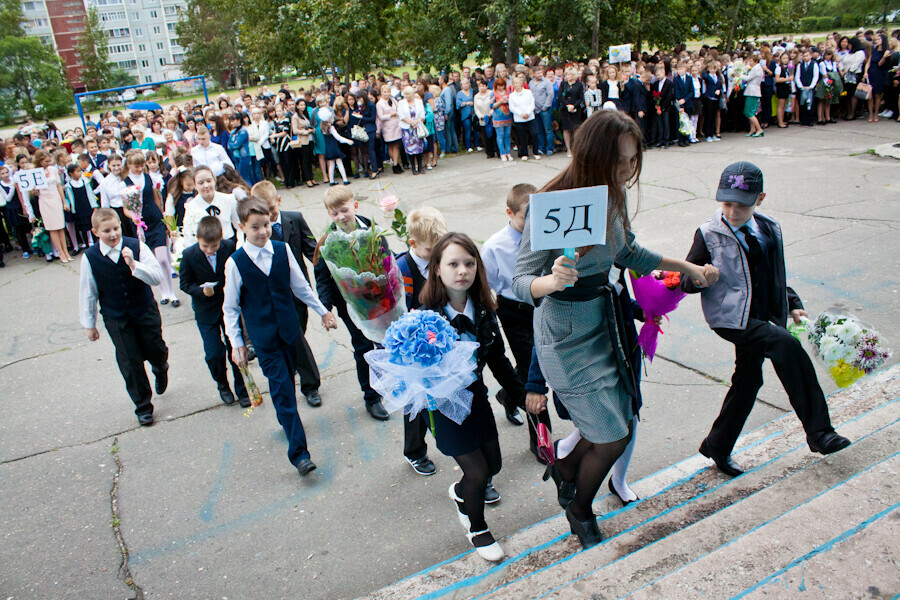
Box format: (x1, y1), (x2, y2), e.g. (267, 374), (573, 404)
(232, 241), (300, 351)
(125, 173), (163, 223)
(399, 252), (426, 310)
(799, 62), (815, 87)
(85, 237), (155, 321)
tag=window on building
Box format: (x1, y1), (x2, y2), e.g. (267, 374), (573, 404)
(131, 11), (139, 18)
(158, 57), (166, 66)
(145, 75), (152, 83)
(171, 53), (184, 64)
(152, 25), (161, 34)
(134, 27), (142, 36)
(94, 0), (123, 5)
(141, 59), (149, 67)
(156, 42), (164, 50)
(106, 27), (130, 38)
(138, 43), (145, 51)
(107, 43), (133, 54)
(163, 5), (180, 15)
(100, 11), (126, 21)
(26, 18), (49, 29)
(118, 60), (137, 70)
(39, 35), (53, 45)
(22, 1), (39, 10)
(166, 22), (175, 32)
(149, 10), (157, 18)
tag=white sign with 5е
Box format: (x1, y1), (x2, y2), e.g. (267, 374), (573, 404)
(13, 168), (49, 192)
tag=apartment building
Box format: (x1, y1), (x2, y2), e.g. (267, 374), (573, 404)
(21, 0), (188, 91)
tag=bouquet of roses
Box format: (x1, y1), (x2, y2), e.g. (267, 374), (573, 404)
(729, 59), (745, 93)
(365, 310), (479, 432)
(318, 225), (407, 343)
(791, 310), (892, 388)
(652, 90), (662, 115)
(121, 185), (146, 243)
(629, 270), (687, 362)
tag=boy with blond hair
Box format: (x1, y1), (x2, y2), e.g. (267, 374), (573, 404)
(396, 206), (448, 475)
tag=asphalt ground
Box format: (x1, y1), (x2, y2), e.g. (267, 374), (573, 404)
(1, 119), (897, 599)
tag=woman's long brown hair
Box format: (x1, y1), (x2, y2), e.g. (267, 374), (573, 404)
(540, 110), (643, 255)
(420, 233), (497, 312)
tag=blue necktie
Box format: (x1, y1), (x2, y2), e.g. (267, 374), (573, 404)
(207, 253), (217, 271)
(272, 222), (283, 241)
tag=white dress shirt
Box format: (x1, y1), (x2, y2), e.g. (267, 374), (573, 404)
(182, 192), (242, 247)
(190, 142), (234, 177)
(508, 89), (536, 122)
(79, 240), (163, 329)
(444, 297), (476, 342)
(223, 240), (329, 348)
(481, 223), (525, 302)
(408, 249), (429, 279)
(98, 174), (126, 208)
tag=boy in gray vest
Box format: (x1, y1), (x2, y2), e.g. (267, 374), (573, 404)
(80, 208), (169, 427)
(682, 162), (850, 477)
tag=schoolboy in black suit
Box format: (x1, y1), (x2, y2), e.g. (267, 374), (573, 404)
(252, 181), (324, 407)
(652, 64), (675, 149)
(180, 216), (250, 406)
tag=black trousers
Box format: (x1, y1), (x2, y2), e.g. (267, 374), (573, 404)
(256, 338), (311, 466)
(760, 85), (774, 125)
(702, 97), (719, 138)
(799, 94), (816, 125)
(334, 299), (379, 404)
(197, 318), (248, 398)
(282, 146), (299, 187)
(653, 109), (671, 145)
(298, 144), (315, 183)
(513, 119), (541, 158)
(496, 296), (552, 447)
(293, 301), (321, 395)
(707, 318), (834, 455)
(102, 305), (169, 417)
(403, 412), (430, 460)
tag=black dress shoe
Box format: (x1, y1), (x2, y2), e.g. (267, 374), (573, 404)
(699, 439), (743, 477)
(565, 505), (602, 549)
(138, 413), (154, 427)
(365, 400), (390, 421)
(305, 390), (322, 407)
(218, 384), (235, 405)
(296, 458), (317, 476)
(808, 431), (851, 455)
(608, 478), (639, 506)
(159, 298), (169, 305)
(484, 478), (501, 504)
(171, 299), (181, 307)
(237, 394), (252, 408)
(154, 363), (169, 395)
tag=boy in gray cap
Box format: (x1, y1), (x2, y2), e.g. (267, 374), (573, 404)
(681, 161), (850, 477)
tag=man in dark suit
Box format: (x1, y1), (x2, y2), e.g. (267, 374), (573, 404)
(254, 181), (323, 407)
(180, 216), (250, 406)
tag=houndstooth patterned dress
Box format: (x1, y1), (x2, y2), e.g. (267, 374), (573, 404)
(513, 204), (662, 443)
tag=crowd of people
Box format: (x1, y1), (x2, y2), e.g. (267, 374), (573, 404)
(0, 29), (881, 563)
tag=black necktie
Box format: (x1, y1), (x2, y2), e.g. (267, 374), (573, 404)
(450, 314), (476, 337)
(272, 222), (283, 241)
(740, 225), (763, 263)
(206, 205), (220, 217)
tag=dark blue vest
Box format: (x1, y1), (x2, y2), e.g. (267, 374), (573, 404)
(232, 241), (300, 351)
(799, 62), (815, 87)
(125, 173), (163, 223)
(85, 237), (155, 321)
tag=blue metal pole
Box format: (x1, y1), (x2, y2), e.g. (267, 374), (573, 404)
(75, 95), (85, 131)
(202, 76), (209, 104)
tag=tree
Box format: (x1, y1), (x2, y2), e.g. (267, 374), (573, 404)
(0, 0), (72, 121)
(693, 0), (797, 51)
(242, 0), (393, 82)
(74, 8), (113, 90)
(176, 0), (248, 88)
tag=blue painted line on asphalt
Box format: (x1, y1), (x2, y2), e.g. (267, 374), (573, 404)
(730, 501), (900, 599)
(604, 450), (900, 600)
(346, 405), (374, 461)
(199, 441), (231, 523)
(316, 340), (337, 370)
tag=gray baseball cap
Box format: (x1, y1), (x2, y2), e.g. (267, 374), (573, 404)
(716, 161), (764, 206)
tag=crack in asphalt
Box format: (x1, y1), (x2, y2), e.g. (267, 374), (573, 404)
(109, 436), (144, 600)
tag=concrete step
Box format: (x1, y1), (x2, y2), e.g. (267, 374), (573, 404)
(360, 366), (900, 600)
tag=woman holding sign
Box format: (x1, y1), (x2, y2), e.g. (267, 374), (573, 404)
(513, 111), (717, 549)
(33, 149), (72, 263)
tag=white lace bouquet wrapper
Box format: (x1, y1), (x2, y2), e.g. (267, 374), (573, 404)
(319, 226), (407, 343)
(364, 309), (479, 425)
(365, 342), (480, 424)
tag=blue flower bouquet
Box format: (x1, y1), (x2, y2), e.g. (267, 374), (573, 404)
(364, 310), (479, 426)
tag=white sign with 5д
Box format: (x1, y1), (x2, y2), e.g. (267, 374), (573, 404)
(529, 185), (608, 252)
(13, 168), (49, 192)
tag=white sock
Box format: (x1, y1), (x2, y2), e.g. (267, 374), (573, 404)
(336, 160), (348, 182)
(610, 418), (638, 502)
(557, 429), (582, 460)
(328, 162), (335, 182)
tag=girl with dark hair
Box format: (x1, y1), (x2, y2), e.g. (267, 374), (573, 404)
(512, 111), (715, 549)
(420, 232), (524, 563)
(354, 92), (378, 179)
(865, 34), (890, 122)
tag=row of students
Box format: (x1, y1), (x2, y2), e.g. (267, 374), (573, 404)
(77, 110), (853, 564)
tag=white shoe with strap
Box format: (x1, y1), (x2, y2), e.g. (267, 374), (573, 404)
(448, 482), (470, 530)
(467, 529), (504, 562)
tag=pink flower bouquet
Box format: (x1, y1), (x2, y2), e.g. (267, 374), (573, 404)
(629, 270), (686, 362)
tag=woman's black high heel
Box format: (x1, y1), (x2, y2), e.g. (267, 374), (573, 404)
(565, 505), (603, 549)
(543, 441), (576, 509)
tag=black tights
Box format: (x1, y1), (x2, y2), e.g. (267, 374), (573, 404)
(453, 439), (502, 532)
(558, 424), (633, 521)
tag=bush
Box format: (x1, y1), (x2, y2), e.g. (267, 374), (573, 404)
(156, 85), (177, 99)
(816, 16), (836, 30)
(799, 16), (818, 31)
(840, 14), (861, 28)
